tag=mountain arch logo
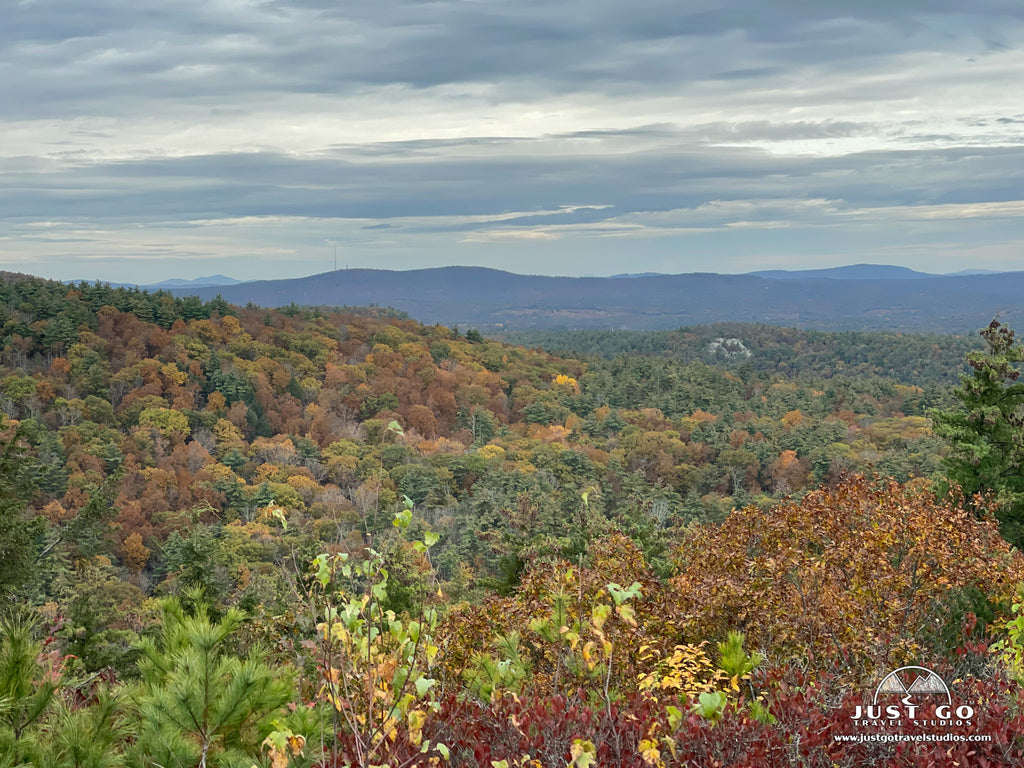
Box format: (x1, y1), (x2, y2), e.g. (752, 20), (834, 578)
(874, 666), (951, 706)
(852, 666), (975, 725)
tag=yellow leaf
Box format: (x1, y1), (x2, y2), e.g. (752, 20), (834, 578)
(583, 641), (596, 670)
(408, 709), (426, 747)
(288, 734), (306, 756)
(638, 739), (663, 767)
(570, 739), (597, 768)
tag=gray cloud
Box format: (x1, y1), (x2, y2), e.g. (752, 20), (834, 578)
(3, 0), (1024, 282)
(5, 139), (1022, 225)
(3, 0), (1019, 114)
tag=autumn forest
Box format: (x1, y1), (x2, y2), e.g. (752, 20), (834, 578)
(3, 270), (1024, 767)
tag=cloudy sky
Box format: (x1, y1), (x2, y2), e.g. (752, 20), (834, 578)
(4, 0), (1024, 283)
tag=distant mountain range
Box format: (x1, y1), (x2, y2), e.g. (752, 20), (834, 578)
(748, 264), (933, 280)
(147, 275), (241, 289)
(70, 275), (241, 290)
(610, 265), (1004, 280)
(570, 264), (1005, 281)
(746, 264), (1006, 280)
(159, 264), (1024, 333)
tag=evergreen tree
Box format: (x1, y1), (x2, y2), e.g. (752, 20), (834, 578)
(44, 688), (127, 768)
(0, 612), (58, 767)
(131, 590), (294, 768)
(0, 424), (43, 600)
(932, 319), (1024, 546)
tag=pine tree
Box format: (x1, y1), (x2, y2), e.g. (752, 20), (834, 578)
(932, 319), (1024, 546)
(46, 688), (127, 768)
(131, 589), (294, 768)
(0, 612), (58, 767)
(0, 423), (44, 599)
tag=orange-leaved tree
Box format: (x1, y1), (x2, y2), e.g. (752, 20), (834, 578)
(670, 475), (1024, 677)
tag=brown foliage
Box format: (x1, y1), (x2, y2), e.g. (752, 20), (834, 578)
(122, 531), (150, 574)
(670, 475), (1024, 676)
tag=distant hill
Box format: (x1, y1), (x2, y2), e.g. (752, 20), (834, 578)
(747, 264), (937, 280)
(167, 265), (1024, 333)
(68, 275), (241, 290)
(146, 275), (240, 289)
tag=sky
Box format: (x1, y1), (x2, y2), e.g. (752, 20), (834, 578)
(3, 0), (1024, 283)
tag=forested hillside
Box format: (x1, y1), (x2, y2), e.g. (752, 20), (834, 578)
(3, 272), (1024, 767)
(503, 324), (983, 386)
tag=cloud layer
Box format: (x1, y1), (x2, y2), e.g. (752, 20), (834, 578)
(4, 0), (1024, 281)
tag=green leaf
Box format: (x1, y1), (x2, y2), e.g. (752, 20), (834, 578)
(314, 554), (331, 587)
(606, 581), (642, 606)
(423, 530), (440, 547)
(415, 677), (435, 697)
(696, 691), (726, 719)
